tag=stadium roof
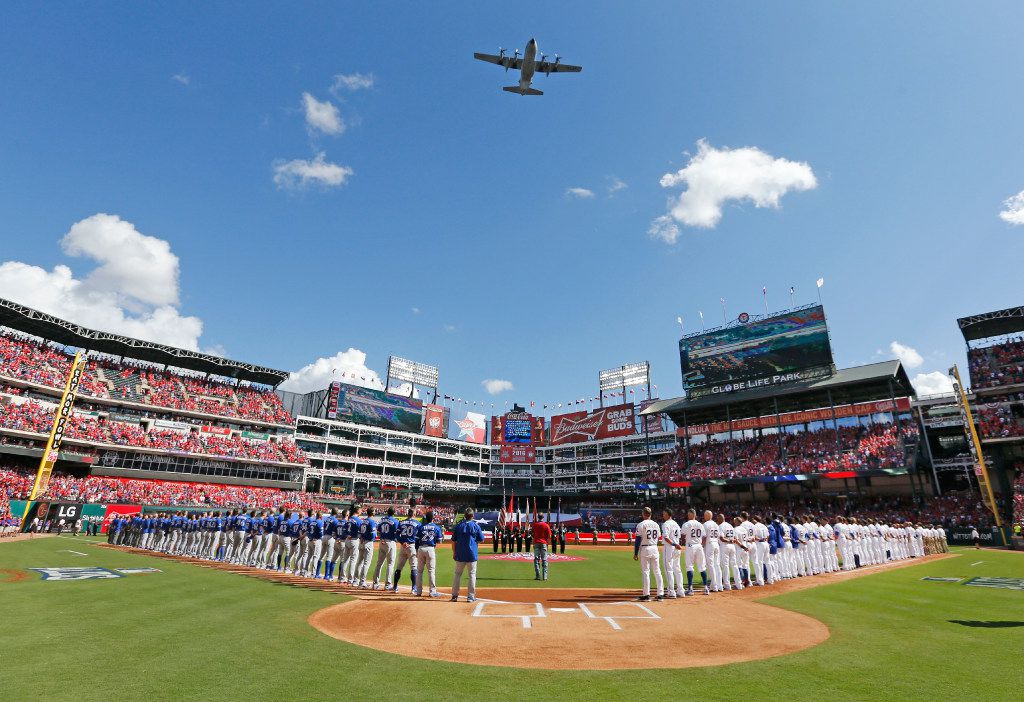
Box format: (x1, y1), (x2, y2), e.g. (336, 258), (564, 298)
(0, 297), (289, 386)
(957, 305), (1024, 343)
(641, 360), (914, 428)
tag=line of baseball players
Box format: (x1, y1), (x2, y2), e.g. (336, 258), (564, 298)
(108, 506), (448, 597)
(634, 507), (949, 600)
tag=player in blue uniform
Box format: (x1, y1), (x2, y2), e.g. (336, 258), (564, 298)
(340, 508), (363, 584)
(414, 511), (444, 597)
(354, 508), (378, 588)
(371, 507), (399, 590)
(393, 508), (421, 593)
(302, 512), (324, 578)
(321, 508), (340, 579)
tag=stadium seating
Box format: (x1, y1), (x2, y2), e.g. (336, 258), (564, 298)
(0, 400), (306, 464)
(975, 402), (1024, 439)
(0, 466), (345, 510)
(968, 337), (1024, 389)
(647, 422), (918, 483)
(0, 331), (293, 425)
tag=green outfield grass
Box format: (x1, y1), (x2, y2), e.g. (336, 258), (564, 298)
(1, 537), (1021, 701)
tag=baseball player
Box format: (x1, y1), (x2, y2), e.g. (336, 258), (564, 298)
(414, 511), (443, 597)
(633, 506), (663, 601)
(354, 507), (378, 588)
(371, 507), (399, 590)
(718, 514), (742, 590)
(681, 509), (710, 595)
(320, 508), (339, 579)
(340, 507), (362, 584)
(392, 508), (420, 592)
(302, 511), (324, 578)
(751, 515), (770, 585)
(702, 510), (723, 591)
(660, 509), (684, 598)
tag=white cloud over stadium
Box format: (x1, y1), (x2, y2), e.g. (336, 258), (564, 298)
(0, 213), (205, 350)
(889, 341), (924, 369)
(273, 152), (353, 189)
(482, 378), (514, 395)
(654, 139), (817, 235)
(302, 92), (344, 135)
(910, 371), (953, 396)
(999, 189), (1024, 225)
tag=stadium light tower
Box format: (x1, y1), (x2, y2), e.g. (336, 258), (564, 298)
(386, 356), (439, 402)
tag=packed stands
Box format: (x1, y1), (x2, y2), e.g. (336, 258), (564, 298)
(0, 400), (305, 465)
(968, 336), (1024, 389)
(975, 400), (1024, 439)
(0, 330), (293, 425)
(0, 466), (345, 510)
(1014, 466), (1024, 528)
(647, 422), (918, 483)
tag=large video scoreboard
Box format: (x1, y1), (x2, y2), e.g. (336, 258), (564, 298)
(679, 305), (835, 398)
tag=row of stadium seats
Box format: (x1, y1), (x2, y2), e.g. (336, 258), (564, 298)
(0, 400), (305, 465)
(0, 466), (347, 510)
(647, 422), (918, 482)
(0, 331), (293, 425)
(975, 402), (1024, 438)
(968, 336), (1024, 389)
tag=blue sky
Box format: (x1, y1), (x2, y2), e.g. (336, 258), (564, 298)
(1, 2), (1022, 409)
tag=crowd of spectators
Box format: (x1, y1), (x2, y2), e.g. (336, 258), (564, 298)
(976, 403), (1024, 439)
(0, 466), (342, 511)
(646, 422), (918, 483)
(968, 337), (1024, 390)
(1, 330), (293, 425)
(0, 400), (306, 465)
(1014, 466), (1024, 529)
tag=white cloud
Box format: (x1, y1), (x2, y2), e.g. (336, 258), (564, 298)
(607, 177), (628, 196)
(647, 215), (681, 245)
(657, 139), (817, 230)
(0, 214), (205, 349)
(411, 307), (421, 314)
(171, 74), (190, 86)
(331, 72), (375, 94)
(565, 187), (595, 199)
(273, 152), (353, 189)
(889, 341), (924, 369)
(999, 190), (1024, 225)
(482, 379), (514, 395)
(302, 92), (344, 135)
(280, 348), (385, 394)
(442, 324), (457, 333)
(911, 371), (953, 396)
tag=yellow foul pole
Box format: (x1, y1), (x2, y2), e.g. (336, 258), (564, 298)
(948, 364), (1002, 528)
(18, 351), (87, 531)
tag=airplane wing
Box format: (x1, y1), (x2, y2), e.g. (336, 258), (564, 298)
(474, 52), (522, 70)
(536, 60), (583, 74)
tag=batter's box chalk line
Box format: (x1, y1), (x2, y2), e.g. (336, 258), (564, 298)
(578, 601), (661, 631)
(470, 599), (661, 631)
(472, 600), (546, 629)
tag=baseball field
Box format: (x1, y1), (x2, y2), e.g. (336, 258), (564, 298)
(2, 536), (1021, 701)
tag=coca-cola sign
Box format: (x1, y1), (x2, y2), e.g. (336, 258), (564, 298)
(549, 403), (636, 445)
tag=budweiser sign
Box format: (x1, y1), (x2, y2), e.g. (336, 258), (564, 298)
(550, 404), (636, 445)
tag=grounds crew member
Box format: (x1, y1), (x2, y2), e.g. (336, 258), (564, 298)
(450, 507), (485, 602)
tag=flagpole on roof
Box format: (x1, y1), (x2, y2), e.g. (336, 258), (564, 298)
(816, 277), (824, 305)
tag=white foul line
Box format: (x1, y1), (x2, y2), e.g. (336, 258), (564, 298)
(60, 550), (88, 556)
(970, 561), (984, 567)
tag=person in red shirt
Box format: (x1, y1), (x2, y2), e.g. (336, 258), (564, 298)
(531, 517), (552, 581)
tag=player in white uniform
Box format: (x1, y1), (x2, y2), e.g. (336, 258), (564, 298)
(752, 515), (770, 585)
(718, 515), (742, 590)
(633, 507), (663, 601)
(702, 510), (723, 592)
(681, 509), (710, 595)
(660, 510), (685, 598)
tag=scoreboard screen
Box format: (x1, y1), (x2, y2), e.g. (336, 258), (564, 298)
(503, 414), (533, 444)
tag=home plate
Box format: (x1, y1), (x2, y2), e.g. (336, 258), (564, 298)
(550, 607), (576, 613)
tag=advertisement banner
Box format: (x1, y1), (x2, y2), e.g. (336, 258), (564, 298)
(46, 502), (83, 524)
(638, 399), (666, 434)
(490, 415), (504, 445)
(200, 425), (231, 436)
(329, 382), (423, 433)
(680, 397), (913, 437)
(326, 381), (342, 420)
(550, 403), (637, 445)
(499, 444), (536, 464)
(423, 404), (447, 438)
(454, 412), (486, 444)
(680, 305), (834, 399)
(241, 430), (269, 441)
(532, 416), (547, 446)
(154, 419), (192, 433)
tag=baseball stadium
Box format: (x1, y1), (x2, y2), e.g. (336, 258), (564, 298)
(3, 5), (1024, 702)
(2, 294), (1023, 700)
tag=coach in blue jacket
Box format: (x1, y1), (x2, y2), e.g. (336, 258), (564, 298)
(450, 508), (485, 603)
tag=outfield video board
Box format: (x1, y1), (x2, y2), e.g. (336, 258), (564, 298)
(679, 305), (834, 398)
(326, 381), (423, 433)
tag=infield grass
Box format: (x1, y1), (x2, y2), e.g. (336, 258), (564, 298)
(1, 537), (1021, 701)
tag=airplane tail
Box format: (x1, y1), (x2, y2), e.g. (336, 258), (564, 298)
(502, 86), (543, 96)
